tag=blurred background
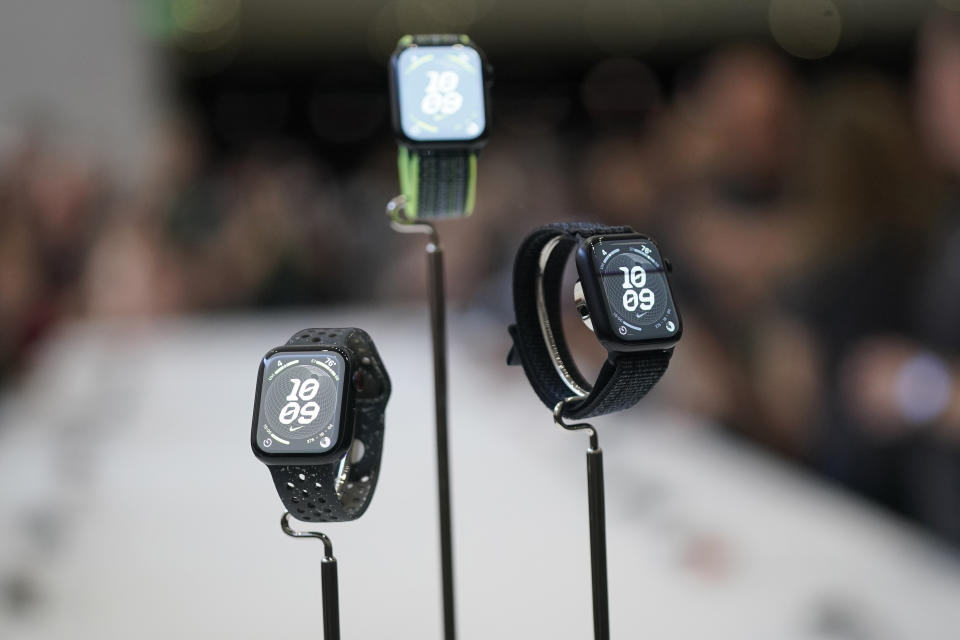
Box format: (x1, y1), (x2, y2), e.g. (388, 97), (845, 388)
(3, 0), (960, 638)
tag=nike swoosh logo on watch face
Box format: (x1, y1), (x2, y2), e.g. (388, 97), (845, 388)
(288, 425), (304, 432)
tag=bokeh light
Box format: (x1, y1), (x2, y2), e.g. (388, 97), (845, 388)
(768, 0), (842, 59)
(584, 0), (663, 55)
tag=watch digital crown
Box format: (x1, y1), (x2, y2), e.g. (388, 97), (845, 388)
(573, 280), (593, 331)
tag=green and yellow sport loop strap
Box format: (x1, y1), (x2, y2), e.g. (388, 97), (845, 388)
(396, 146), (478, 221)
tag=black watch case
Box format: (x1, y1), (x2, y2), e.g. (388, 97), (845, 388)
(575, 233), (683, 354)
(388, 36), (493, 151)
(250, 343), (356, 467)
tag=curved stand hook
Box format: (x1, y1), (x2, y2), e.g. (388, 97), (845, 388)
(280, 512), (341, 639)
(280, 512), (335, 562)
(386, 195), (440, 246)
(554, 397), (600, 452)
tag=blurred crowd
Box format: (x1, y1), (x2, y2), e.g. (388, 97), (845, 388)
(2, 14), (960, 543)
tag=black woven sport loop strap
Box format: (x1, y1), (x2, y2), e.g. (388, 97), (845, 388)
(508, 223), (673, 420)
(270, 328), (390, 523)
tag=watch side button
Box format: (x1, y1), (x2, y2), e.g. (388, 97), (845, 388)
(665, 257), (673, 273)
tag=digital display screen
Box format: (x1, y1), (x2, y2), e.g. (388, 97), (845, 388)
(396, 44), (485, 142)
(592, 238), (679, 342)
(255, 351), (345, 455)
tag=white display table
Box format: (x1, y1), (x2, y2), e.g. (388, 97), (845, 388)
(1, 310), (957, 639)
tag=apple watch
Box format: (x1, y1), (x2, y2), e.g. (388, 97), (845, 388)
(507, 223), (682, 419)
(388, 34), (492, 219)
(251, 328), (391, 522)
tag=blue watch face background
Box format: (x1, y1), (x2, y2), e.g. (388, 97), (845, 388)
(397, 45), (486, 142)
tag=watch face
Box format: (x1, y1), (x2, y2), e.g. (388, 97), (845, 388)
(395, 44), (486, 142)
(589, 237), (680, 343)
(254, 351), (346, 456)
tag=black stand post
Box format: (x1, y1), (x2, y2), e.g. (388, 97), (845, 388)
(586, 448), (609, 640)
(320, 555), (340, 640)
(281, 512), (340, 640)
(387, 196), (458, 640)
(555, 400), (610, 640)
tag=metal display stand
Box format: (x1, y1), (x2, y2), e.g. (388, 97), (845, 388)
(280, 512), (340, 640)
(386, 195), (458, 640)
(554, 398), (609, 640)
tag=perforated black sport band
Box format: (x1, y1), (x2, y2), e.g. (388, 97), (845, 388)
(269, 328), (390, 523)
(508, 223), (673, 419)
